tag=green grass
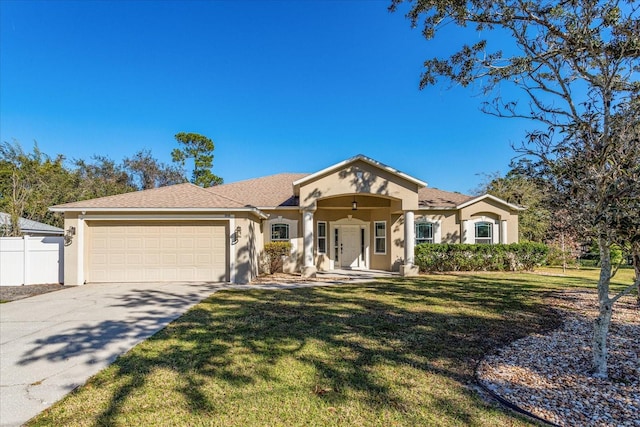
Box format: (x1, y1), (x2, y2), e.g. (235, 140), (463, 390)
(28, 270), (636, 426)
(536, 265), (636, 289)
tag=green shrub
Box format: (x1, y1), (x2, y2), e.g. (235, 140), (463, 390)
(610, 244), (624, 266)
(263, 241), (292, 274)
(545, 243), (579, 268)
(414, 243), (548, 272)
(579, 241), (627, 267)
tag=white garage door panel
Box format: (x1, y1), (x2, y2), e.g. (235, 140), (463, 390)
(87, 221), (227, 283)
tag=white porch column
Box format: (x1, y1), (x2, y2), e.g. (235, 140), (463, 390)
(400, 211), (419, 277)
(404, 211), (415, 265)
(501, 220), (508, 244)
(302, 209), (317, 277)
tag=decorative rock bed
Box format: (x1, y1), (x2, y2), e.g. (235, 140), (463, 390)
(0, 283), (66, 302)
(477, 290), (639, 427)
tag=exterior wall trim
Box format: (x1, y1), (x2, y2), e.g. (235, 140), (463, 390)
(456, 194), (524, 211)
(80, 214), (233, 220)
(49, 206), (269, 219)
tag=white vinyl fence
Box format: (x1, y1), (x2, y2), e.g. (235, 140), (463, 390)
(0, 236), (64, 286)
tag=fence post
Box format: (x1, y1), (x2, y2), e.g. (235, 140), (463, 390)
(23, 235), (29, 285)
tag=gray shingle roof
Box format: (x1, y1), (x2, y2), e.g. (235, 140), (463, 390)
(0, 212), (64, 234)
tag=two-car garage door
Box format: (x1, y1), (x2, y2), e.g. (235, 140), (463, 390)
(87, 221), (228, 283)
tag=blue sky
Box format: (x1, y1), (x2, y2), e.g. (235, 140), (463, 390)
(1, 0), (532, 194)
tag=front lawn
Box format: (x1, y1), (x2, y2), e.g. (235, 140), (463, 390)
(29, 271), (635, 426)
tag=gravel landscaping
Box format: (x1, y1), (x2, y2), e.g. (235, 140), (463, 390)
(0, 283), (68, 302)
(478, 289), (639, 427)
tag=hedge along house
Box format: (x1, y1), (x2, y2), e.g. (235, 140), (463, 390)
(50, 155), (522, 285)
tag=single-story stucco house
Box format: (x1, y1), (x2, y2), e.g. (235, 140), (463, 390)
(50, 155), (522, 285)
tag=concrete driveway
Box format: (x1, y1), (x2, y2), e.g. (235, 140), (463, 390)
(0, 281), (222, 427)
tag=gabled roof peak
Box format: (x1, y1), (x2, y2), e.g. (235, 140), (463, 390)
(293, 154), (427, 189)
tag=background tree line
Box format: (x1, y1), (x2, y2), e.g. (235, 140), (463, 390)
(0, 132), (221, 234)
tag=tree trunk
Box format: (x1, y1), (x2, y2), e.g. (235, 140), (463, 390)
(592, 238), (612, 378)
(561, 232), (566, 273)
(632, 242), (640, 306)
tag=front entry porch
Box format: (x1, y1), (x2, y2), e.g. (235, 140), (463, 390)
(299, 195), (419, 278)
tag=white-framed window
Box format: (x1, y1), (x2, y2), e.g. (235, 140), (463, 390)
(415, 222), (434, 244)
(374, 221), (386, 254)
(317, 221), (327, 254)
(271, 223), (289, 241)
(475, 222), (492, 244)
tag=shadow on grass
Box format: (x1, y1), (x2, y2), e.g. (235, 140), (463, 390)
(31, 274), (573, 426)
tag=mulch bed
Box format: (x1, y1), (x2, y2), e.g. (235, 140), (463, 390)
(0, 283), (68, 302)
(478, 289), (639, 427)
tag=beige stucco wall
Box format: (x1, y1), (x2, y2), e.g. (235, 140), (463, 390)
(460, 199), (520, 244)
(415, 210), (459, 243)
(252, 198), (521, 276)
(460, 199), (513, 220)
(260, 209), (302, 273)
(312, 207), (398, 271)
(62, 213), (82, 286)
(388, 213), (404, 271)
(297, 159), (421, 211)
(232, 215), (265, 283)
(257, 201), (521, 274)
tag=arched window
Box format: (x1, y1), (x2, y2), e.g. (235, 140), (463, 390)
(271, 223), (289, 241)
(475, 222), (492, 244)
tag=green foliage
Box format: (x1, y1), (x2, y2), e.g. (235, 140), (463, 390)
(73, 155), (136, 200)
(123, 149), (186, 190)
(415, 243), (548, 272)
(476, 165), (550, 243)
(545, 243), (579, 269)
(0, 141), (77, 231)
(0, 140), (191, 232)
(171, 132), (223, 187)
(582, 241), (626, 267)
(263, 241), (291, 274)
(610, 245), (624, 267)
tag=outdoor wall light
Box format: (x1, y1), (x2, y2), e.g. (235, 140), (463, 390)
(64, 226), (76, 246)
(352, 196), (358, 211)
(235, 226), (242, 238)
